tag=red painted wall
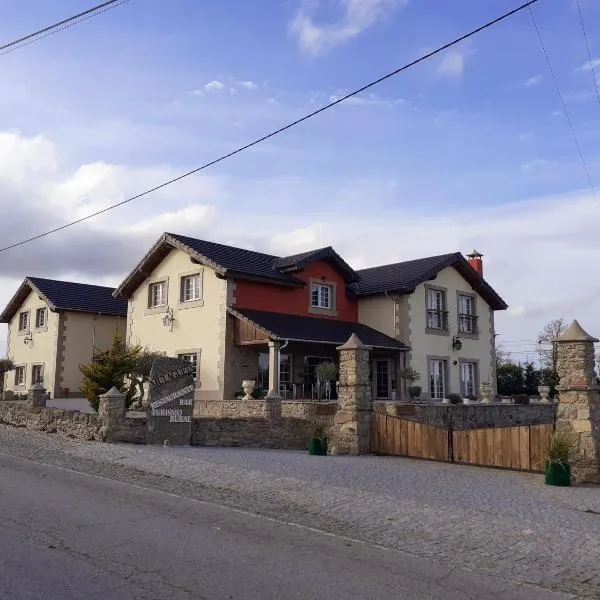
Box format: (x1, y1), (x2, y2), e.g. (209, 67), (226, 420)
(234, 260), (358, 322)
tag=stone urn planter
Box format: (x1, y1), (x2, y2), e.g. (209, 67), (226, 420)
(479, 382), (493, 404)
(538, 385), (551, 404)
(242, 380), (256, 400)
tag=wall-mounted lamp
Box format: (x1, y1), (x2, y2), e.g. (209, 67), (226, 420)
(24, 331), (33, 347)
(451, 336), (463, 352)
(162, 307), (175, 332)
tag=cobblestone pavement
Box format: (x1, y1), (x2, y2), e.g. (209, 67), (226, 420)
(1, 425), (599, 598)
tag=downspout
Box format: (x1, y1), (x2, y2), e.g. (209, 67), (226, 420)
(278, 338), (289, 397)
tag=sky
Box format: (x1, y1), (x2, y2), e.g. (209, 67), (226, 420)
(1, 0), (600, 363)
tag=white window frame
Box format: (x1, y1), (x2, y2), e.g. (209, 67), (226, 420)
(180, 274), (201, 303)
(18, 311), (29, 332)
(460, 361), (478, 398)
(148, 281), (167, 309)
(31, 364), (44, 385)
(311, 283), (333, 309)
(35, 307), (47, 329)
(428, 359), (448, 400)
(14, 366), (25, 386)
(177, 353), (198, 380)
(426, 288), (447, 330)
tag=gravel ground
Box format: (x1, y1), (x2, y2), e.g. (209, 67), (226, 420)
(1, 425), (599, 598)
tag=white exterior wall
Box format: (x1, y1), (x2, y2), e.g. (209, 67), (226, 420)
(4, 291), (58, 395)
(126, 248), (229, 401)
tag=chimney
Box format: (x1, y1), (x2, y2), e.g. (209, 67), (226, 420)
(466, 249), (483, 277)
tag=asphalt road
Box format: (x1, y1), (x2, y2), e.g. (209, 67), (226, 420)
(0, 453), (571, 600)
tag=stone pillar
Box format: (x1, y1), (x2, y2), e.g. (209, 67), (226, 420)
(267, 340), (280, 398)
(329, 334), (373, 455)
(263, 396), (282, 421)
(98, 386), (126, 443)
(556, 320), (600, 483)
(27, 384), (47, 409)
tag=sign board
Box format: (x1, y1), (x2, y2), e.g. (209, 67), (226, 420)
(146, 356), (195, 445)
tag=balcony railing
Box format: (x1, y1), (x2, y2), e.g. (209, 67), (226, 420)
(426, 309), (449, 331)
(458, 313), (479, 335)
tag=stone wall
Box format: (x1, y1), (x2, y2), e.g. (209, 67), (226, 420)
(374, 402), (556, 430)
(193, 399), (266, 418)
(191, 417), (312, 450)
(0, 401), (101, 440)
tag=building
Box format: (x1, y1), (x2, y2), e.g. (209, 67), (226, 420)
(115, 233), (507, 406)
(1, 278), (127, 398)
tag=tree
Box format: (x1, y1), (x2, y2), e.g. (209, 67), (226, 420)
(497, 362), (525, 397)
(523, 362), (541, 396)
(537, 318), (567, 384)
(495, 344), (511, 370)
(0, 358), (15, 391)
(79, 330), (160, 411)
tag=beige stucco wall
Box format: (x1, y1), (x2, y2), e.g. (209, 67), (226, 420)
(4, 291), (59, 395)
(126, 248), (228, 401)
(59, 312), (122, 397)
(358, 266), (497, 399)
(407, 266), (495, 399)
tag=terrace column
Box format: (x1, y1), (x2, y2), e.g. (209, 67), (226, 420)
(267, 340), (281, 398)
(555, 320), (600, 483)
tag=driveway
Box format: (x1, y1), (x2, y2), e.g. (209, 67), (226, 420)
(1, 425), (599, 597)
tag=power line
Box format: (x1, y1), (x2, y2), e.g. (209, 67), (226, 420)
(528, 5), (600, 208)
(0, 0), (540, 254)
(575, 0), (600, 108)
(0, 0), (130, 57)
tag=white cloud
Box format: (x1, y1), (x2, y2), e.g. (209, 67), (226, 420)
(519, 132), (534, 142)
(524, 75), (542, 87)
(437, 50), (467, 79)
(204, 80), (225, 92)
(576, 58), (600, 72)
(290, 0), (407, 56)
(237, 80), (258, 90)
(563, 90), (593, 103)
(521, 158), (549, 171)
(327, 91), (402, 108)
(189, 89), (204, 97)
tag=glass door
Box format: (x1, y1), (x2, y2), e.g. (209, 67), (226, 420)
(374, 359), (391, 399)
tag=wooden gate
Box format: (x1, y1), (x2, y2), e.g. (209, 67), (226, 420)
(372, 412), (552, 473)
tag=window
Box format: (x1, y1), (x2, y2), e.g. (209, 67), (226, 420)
(14, 366), (25, 386)
(31, 364), (44, 385)
(35, 308), (47, 328)
(460, 362), (478, 398)
(180, 274), (201, 303)
(426, 289), (448, 330)
(458, 295), (478, 334)
(177, 353), (198, 380)
(428, 359), (448, 399)
(311, 283), (333, 310)
(18, 311), (29, 331)
(148, 281), (166, 308)
(258, 353), (292, 392)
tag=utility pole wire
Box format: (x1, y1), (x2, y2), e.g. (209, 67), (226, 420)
(0, 0), (540, 254)
(575, 0), (600, 108)
(528, 6), (600, 208)
(0, 1), (127, 54)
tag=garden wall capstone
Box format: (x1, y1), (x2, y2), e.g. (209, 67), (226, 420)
(374, 402), (556, 430)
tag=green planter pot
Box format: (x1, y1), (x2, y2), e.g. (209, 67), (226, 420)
(308, 437), (328, 456)
(545, 460), (571, 486)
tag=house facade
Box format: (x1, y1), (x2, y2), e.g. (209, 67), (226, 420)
(115, 233), (506, 408)
(1, 278), (127, 398)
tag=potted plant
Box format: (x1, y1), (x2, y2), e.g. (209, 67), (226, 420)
(544, 429), (577, 486)
(408, 385), (422, 401)
(308, 422), (328, 456)
(315, 362), (338, 401)
(444, 393), (462, 405)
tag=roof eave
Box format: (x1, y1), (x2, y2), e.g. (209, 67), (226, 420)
(0, 278), (56, 323)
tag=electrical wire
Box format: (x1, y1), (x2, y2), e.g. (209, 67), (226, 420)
(0, 1), (129, 57)
(0, 0), (540, 254)
(575, 0), (600, 108)
(528, 5), (600, 208)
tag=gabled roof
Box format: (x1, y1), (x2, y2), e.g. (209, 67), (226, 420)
(352, 253), (508, 310)
(115, 233), (357, 298)
(0, 277), (127, 323)
(273, 247), (359, 283)
(229, 307), (409, 350)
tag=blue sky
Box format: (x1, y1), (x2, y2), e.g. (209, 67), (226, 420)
(1, 0), (600, 361)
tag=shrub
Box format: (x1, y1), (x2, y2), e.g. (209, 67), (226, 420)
(445, 393), (462, 405)
(401, 367), (421, 385)
(408, 385), (422, 399)
(315, 362), (338, 382)
(309, 421), (327, 441)
(512, 394), (530, 405)
(545, 429), (577, 464)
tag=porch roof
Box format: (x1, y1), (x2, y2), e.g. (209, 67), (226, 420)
(229, 307), (410, 351)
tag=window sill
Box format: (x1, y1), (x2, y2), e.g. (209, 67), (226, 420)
(145, 306), (168, 316)
(35, 326), (48, 333)
(425, 327), (450, 337)
(16, 329), (30, 336)
(308, 306), (338, 317)
(457, 331), (480, 340)
(177, 299), (205, 310)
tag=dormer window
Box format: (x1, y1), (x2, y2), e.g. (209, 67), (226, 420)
(311, 283), (333, 309)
